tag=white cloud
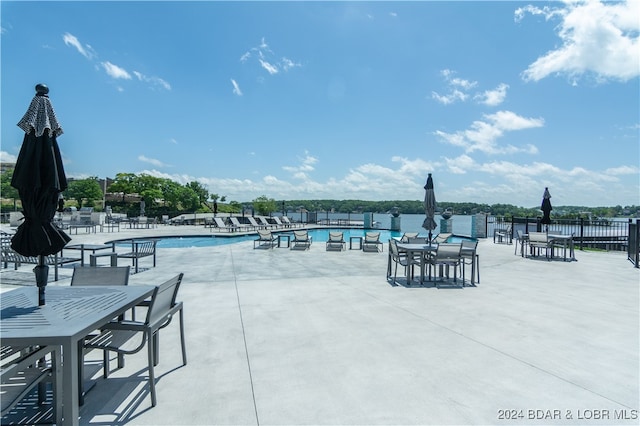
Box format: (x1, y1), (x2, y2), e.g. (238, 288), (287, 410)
(133, 71), (171, 90)
(101, 61), (131, 80)
(0, 151), (17, 163)
(138, 155), (168, 168)
(605, 165), (639, 175)
(431, 89), (468, 105)
(259, 59), (279, 75)
(62, 32), (95, 59)
(135, 148), (638, 206)
(435, 110), (544, 154)
(475, 83), (509, 106)
(231, 79), (243, 96)
(241, 37), (301, 77)
(283, 152), (318, 174)
(518, 0), (640, 82)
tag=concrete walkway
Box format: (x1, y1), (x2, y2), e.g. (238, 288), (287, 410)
(1, 224), (638, 425)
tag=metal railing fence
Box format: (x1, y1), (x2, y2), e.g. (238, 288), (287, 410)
(487, 216), (636, 254)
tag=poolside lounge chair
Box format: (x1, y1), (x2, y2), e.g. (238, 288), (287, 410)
(258, 217), (277, 229)
(84, 273), (186, 408)
(291, 230), (312, 250)
(280, 216), (300, 228)
(230, 216), (254, 231)
(432, 233), (452, 244)
(400, 232), (419, 243)
(247, 216), (268, 230)
(213, 217), (236, 232)
(362, 232), (383, 252)
(254, 230), (278, 249)
(326, 232), (346, 251)
(271, 216), (285, 228)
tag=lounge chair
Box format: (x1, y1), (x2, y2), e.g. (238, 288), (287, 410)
(247, 216), (268, 230)
(271, 216), (285, 228)
(254, 229), (278, 249)
(213, 217), (236, 232)
(400, 232), (419, 243)
(84, 273), (186, 407)
(229, 216), (254, 231)
(258, 217), (277, 229)
(280, 216), (300, 228)
(291, 230), (312, 250)
(362, 232), (383, 252)
(326, 232), (346, 251)
(432, 233), (452, 244)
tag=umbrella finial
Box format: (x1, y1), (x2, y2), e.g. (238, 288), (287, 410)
(35, 83), (49, 96)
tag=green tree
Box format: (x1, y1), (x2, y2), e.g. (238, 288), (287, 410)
(107, 173), (137, 202)
(252, 195), (277, 216)
(0, 168), (19, 210)
(65, 177), (103, 208)
(186, 181), (209, 208)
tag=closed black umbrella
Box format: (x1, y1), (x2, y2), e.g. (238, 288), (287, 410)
(11, 84), (71, 305)
(541, 187), (552, 227)
(422, 173), (438, 242)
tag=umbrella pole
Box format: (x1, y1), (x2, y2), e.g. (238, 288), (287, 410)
(34, 255), (48, 305)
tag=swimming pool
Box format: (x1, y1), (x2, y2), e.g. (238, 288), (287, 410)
(149, 230), (475, 249)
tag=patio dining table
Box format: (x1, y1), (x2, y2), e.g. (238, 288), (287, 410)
(0, 285), (155, 426)
(548, 233), (576, 261)
(394, 242), (438, 285)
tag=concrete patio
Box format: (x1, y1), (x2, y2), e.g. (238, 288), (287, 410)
(1, 224), (638, 425)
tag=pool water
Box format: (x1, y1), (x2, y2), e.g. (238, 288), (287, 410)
(154, 229), (475, 249)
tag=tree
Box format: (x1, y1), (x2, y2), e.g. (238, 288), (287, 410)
(186, 181), (209, 208)
(252, 195), (277, 216)
(65, 177), (103, 208)
(0, 168), (19, 210)
(107, 173), (137, 202)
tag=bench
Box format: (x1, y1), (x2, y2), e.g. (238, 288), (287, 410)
(68, 223), (97, 234)
(116, 240), (157, 273)
(90, 252), (118, 267)
(1, 246), (81, 281)
(1, 345), (62, 424)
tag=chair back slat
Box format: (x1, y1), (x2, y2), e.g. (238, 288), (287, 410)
(71, 266), (130, 286)
(435, 243), (461, 260)
(258, 229), (273, 239)
(329, 232), (343, 242)
(147, 273), (184, 326)
(365, 232), (380, 242)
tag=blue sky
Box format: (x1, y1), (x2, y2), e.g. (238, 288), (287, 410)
(1, 0), (638, 207)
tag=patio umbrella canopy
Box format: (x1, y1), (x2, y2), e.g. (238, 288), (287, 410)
(11, 84), (71, 305)
(541, 187), (552, 226)
(422, 173), (438, 241)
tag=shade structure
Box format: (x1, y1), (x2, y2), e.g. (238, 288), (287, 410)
(422, 173), (438, 241)
(541, 187), (552, 225)
(10, 84), (71, 305)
